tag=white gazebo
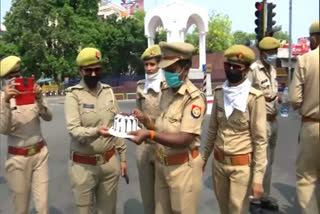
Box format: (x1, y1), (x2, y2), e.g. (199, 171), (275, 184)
(144, 0), (213, 113)
(144, 0), (208, 70)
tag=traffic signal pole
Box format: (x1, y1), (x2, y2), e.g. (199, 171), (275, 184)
(263, 0), (267, 37)
(288, 0), (293, 83)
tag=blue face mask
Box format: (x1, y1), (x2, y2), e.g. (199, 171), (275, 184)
(163, 71), (184, 88)
(266, 54), (277, 63)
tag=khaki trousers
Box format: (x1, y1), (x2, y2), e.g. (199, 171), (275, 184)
(263, 120), (278, 199)
(155, 154), (203, 214)
(136, 142), (156, 214)
(212, 160), (252, 214)
(69, 155), (120, 214)
(296, 121), (320, 214)
(5, 146), (49, 214)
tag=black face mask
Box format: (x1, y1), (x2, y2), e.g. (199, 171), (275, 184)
(225, 69), (243, 84)
(83, 75), (100, 89)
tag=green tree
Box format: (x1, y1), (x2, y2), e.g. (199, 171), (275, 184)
(1, 0), (147, 82)
(206, 12), (234, 52)
(233, 30), (256, 45)
(273, 31), (289, 41)
(185, 12), (234, 53)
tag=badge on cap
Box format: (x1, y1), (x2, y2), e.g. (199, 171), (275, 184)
(191, 105), (201, 119)
(96, 51), (100, 60)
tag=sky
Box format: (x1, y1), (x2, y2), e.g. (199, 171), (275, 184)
(1, 0), (319, 43)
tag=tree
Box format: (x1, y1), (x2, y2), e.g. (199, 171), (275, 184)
(233, 30), (256, 45)
(185, 12), (234, 53)
(273, 31), (289, 41)
(206, 12), (234, 52)
(1, 0), (147, 82)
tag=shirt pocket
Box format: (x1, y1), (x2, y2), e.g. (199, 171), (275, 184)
(79, 105), (97, 126)
(100, 105), (118, 127)
(165, 113), (182, 133)
(229, 111), (249, 131)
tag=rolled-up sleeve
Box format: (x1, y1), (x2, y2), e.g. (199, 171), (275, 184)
(0, 96), (11, 134)
(64, 92), (99, 143)
(203, 94), (218, 162)
(36, 96), (53, 121)
(250, 94), (267, 184)
(289, 57), (304, 110)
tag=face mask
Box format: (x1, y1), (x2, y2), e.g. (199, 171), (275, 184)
(164, 71), (184, 88)
(83, 75), (100, 89)
(266, 54), (277, 63)
(225, 70), (243, 84)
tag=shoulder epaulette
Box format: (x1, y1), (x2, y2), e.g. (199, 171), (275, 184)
(137, 79), (146, 85)
(65, 84), (84, 92)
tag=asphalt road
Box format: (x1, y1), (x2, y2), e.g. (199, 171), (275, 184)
(0, 97), (302, 214)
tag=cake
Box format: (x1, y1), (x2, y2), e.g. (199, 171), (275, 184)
(110, 113), (139, 138)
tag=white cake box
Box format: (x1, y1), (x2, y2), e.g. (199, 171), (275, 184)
(109, 113), (140, 138)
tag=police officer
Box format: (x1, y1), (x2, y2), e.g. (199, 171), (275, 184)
(129, 42), (206, 214)
(64, 47), (127, 214)
(248, 37), (281, 211)
(0, 56), (52, 214)
(134, 45), (165, 214)
(289, 20), (320, 214)
(202, 45), (267, 214)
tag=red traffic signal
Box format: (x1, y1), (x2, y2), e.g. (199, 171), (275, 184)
(255, 2), (263, 11)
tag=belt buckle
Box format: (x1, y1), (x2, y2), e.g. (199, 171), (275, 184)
(157, 151), (168, 165)
(27, 146), (37, 156)
(95, 154), (105, 165)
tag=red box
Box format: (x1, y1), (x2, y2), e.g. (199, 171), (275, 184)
(15, 77), (35, 106)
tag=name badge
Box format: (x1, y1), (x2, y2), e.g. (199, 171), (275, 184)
(83, 104), (95, 109)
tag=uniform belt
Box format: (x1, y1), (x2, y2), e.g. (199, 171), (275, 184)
(72, 147), (116, 165)
(301, 115), (320, 123)
(267, 114), (277, 122)
(8, 141), (45, 156)
(156, 147), (199, 166)
(214, 148), (251, 166)
(265, 96), (277, 102)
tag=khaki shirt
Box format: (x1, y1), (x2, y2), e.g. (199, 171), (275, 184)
(0, 92), (52, 147)
(136, 79), (166, 143)
(289, 46), (320, 119)
(249, 60), (279, 116)
(155, 79), (206, 155)
(65, 81), (126, 161)
(203, 86), (267, 184)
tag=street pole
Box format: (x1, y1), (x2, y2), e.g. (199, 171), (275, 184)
(263, 0), (267, 37)
(288, 0), (293, 85)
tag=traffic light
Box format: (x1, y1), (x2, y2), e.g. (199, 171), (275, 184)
(266, 3), (277, 36)
(255, 2), (264, 42)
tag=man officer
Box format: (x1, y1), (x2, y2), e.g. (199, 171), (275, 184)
(248, 37), (281, 211)
(289, 20), (320, 214)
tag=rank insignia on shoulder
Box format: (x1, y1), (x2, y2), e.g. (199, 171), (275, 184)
(83, 104), (95, 109)
(191, 105), (202, 119)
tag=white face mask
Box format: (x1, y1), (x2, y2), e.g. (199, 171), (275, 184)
(146, 71), (161, 81)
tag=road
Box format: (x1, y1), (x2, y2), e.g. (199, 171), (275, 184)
(0, 97), (301, 214)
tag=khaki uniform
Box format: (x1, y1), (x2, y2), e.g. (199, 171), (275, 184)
(65, 81), (126, 214)
(135, 79), (164, 214)
(249, 60), (279, 198)
(289, 46), (320, 214)
(154, 79), (206, 214)
(0, 92), (52, 214)
(203, 86), (267, 214)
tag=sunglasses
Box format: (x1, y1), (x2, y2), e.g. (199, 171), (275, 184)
(82, 67), (102, 75)
(224, 62), (246, 71)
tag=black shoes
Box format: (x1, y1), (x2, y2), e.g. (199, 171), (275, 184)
(250, 198), (279, 213)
